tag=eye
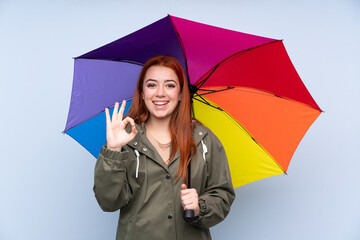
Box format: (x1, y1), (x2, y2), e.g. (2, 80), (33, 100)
(146, 83), (156, 88)
(166, 83), (176, 88)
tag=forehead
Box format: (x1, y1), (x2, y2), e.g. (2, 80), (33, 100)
(144, 65), (179, 82)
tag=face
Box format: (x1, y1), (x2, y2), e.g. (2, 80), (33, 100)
(142, 65), (181, 122)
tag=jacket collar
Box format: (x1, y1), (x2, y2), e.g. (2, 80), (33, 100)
(126, 122), (209, 169)
(192, 122), (209, 146)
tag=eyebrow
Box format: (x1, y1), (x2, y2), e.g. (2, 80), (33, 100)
(145, 79), (177, 83)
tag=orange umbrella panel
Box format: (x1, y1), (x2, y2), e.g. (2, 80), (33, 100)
(194, 87), (321, 187)
(193, 97), (284, 188)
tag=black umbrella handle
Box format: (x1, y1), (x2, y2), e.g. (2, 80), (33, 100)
(183, 160), (195, 223)
(183, 209), (195, 223)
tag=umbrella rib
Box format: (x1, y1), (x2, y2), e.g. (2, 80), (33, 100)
(193, 95), (223, 111)
(168, 15), (192, 85)
(193, 40), (281, 89)
(198, 86), (235, 96)
(194, 96), (286, 174)
(114, 59), (144, 66)
(198, 87), (323, 113)
(195, 64), (219, 90)
(232, 87), (324, 112)
(63, 97), (134, 133)
(76, 57), (145, 66)
(219, 108), (287, 175)
(64, 130), (98, 158)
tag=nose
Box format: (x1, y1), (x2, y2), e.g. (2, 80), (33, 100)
(156, 85), (165, 97)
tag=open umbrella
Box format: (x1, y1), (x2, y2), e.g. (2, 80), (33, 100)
(64, 15), (322, 188)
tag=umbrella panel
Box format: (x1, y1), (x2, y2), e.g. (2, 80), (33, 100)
(197, 41), (321, 111)
(193, 97), (284, 188)
(170, 15), (277, 84)
(199, 87), (321, 172)
(66, 102), (132, 158)
(65, 59), (141, 132)
(78, 16), (186, 72)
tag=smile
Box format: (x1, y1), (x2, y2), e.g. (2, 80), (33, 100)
(153, 101), (169, 106)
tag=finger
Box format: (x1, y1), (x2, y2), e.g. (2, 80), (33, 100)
(181, 188), (194, 196)
(181, 188), (193, 193)
(181, 190), (190, 198)
(122, 116), (135, 127)
(105, 108), (111, 126)
(181, 192), (196, 202)
(184, 202), (198, 210)
(184, 205), (192, 210)
(180, 184), (189, 197)
(181, 196), (191, 205)
(182, 199), (195, 207)
(182, 195), (198, 205)
(112, 102), (119, 120)
(130, 123), (138, 137)
(118, 100), (126, 120)
(126, 117), (138, 137)
(182, 198), (197, 208)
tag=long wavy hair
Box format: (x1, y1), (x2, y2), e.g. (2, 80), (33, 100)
(126, 55), (196, 184)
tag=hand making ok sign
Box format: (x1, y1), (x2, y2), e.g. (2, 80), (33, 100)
(105, 100), (138, 152)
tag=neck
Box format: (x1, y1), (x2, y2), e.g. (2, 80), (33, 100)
(146, 116), (171, 131)
(145, 116), (172, 142)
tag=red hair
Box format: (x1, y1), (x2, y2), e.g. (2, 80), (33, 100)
(126, 55), (196, 184)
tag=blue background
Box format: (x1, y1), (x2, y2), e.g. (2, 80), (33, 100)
(0, 0), (359, 239)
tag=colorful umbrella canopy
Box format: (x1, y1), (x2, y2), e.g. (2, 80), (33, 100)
(64, 15), (322, 188)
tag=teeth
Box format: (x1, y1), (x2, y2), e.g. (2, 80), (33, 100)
(154, 101), (168, 105)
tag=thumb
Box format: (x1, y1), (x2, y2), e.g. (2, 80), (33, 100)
(181, 184), (187, 190)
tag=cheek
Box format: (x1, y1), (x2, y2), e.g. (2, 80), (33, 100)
(169, 92), (179, 100)
(142, 90), (152, 100)
(175, 90), (181, 100)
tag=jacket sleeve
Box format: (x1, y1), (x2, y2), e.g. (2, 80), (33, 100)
(192, 132), (236, 229)
(93, 145), (132, 212)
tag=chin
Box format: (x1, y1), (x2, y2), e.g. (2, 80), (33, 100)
(153, 114), (170, 119)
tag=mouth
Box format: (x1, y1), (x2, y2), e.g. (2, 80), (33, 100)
(153, 101), (169, 106)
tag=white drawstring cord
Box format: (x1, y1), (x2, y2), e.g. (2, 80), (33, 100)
(201, 140), (208, 161)
(134, 150), (140, 178)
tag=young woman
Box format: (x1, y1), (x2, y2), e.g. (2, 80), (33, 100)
(94, 55), (235, 240)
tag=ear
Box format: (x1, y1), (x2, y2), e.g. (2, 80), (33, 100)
(179, 93), (181, 101)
